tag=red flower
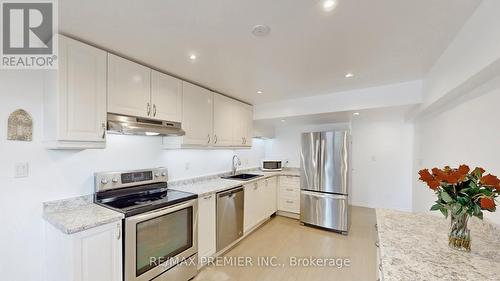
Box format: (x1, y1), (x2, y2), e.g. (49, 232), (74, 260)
(480, 174), (500, 189)
(427, 180), (441, 190)
(419, 169), (434, 182)
(473, 167), (486, 176)
(480, 197), (496, 211)
(457, 164), (470, 176)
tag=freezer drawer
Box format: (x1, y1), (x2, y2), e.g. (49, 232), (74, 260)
(300, 191), (348, 233)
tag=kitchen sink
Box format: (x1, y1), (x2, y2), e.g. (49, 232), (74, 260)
(221, 173), (263, 181)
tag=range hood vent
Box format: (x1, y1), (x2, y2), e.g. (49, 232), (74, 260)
(107, 113), (185, 137)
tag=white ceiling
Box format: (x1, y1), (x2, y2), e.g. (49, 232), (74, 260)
(59, 0), (480, 105)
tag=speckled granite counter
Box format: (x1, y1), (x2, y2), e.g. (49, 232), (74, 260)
(170, 168), (300, 196)
(376, 209), (500, 281)
(43, 195), (124, 234)
(43, 168), (299, 234)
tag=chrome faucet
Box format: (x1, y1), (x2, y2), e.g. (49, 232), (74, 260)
(232, 155), (241, 175)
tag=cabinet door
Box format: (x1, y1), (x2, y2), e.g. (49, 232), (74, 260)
(232, 102), (253, 147)
(213, 93), (235, 146)
(181, 82), (213, 146)
(198, 193), (216, 268)
(59, 36), (107, 142)
(265, 177), (278, 216)
(244, 182), (259, 233)
(107, 54), (151, 118)
(151, 70), (182, 122)
(243, 104), (254, 147)
(74, 222), (122, 281)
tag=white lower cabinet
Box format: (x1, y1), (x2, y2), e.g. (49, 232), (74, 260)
(264, 177), (278, 216)
(197, 193), (216, 269)
(244, 177), (278, 234)
(44, 221), (122, 281)
(244, 181), (260, 233)
(278, 175), (300, 214)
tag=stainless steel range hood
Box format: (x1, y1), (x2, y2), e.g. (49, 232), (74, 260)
(107, 113), (185, 136)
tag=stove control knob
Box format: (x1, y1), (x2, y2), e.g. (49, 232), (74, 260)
(161, 172), (166, 177)
(101, 178), (109, 185)
(155, 173), (160, 178)
(112, 178), (118, 183)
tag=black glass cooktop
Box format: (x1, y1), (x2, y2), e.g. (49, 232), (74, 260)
(95, 185), (197, 217)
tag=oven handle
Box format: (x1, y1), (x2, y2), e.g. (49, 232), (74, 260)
(126, 199), (197, 224)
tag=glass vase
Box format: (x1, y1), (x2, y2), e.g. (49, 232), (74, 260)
(448, 213), (471, 252)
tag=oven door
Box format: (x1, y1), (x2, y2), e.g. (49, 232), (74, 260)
(125, 199), (198, 281)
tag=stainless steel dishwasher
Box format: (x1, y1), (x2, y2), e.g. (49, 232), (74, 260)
(216, 186), (244, 252)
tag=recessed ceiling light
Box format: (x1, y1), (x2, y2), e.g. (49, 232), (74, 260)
(345, 73), (354, 78)
(189, 54), (197, 60)
(353, 112), (360, 116)
(257, 90), (263, 94)
(322, 0), (338, 12)
(252, 25), (271, 37)
(281, 119), (286, 123)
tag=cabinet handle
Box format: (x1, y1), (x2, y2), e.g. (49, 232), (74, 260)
(117, 223), (121, 240)
(207, 134), (211, 144)
(101, 123), (106, 139)
(153, 104), (157, 117)
(147, 102), (151, 116)
(242, 137), (244, 144)
(286, 200), (294, 204)
(253, 183), (258, 190)
(375, 224), (378, 231)
(286, 188), (294, 191)
(203, 195), (212, 200)
(244, 137), (246, 144)
(375, 241), (379, 248)
(214, 134), (218, 144)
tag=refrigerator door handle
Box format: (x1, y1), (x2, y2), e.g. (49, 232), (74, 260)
(301, 190), (347, 199)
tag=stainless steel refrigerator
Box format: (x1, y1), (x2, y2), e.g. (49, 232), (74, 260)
(300, 131), (350, 234)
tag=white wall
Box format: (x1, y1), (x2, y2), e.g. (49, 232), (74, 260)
(422, 0), (500, 108)
(413, 87), (500, 224)
(0, 70), (265, 281)
(350, 107), (414, 211)
(264, 107), (414, 211)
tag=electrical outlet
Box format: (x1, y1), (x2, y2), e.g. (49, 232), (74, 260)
(185, 162), (190, 171)
(14, 162), (29, 178)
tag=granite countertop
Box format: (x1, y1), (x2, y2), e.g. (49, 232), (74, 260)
(170, 168), (300, 196)
(43, 195), (124, 234)
(376, 209), (500, 281)
(42, 168), (300, 234)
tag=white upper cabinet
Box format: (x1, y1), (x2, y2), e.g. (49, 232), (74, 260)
(232, 102), (253, 147)
(107, 54), (151, 118)
(151, 70), (182, 122)
(43, 35), (107, 149)
(213, 93), (235, 146)
(180, 82), (214, 146)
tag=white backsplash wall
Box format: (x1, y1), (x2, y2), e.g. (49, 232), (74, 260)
(413, 86), (500, 225)
(0, 70), (265, 281)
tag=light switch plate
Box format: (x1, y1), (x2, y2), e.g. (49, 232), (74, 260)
(14, 162), (29, 178)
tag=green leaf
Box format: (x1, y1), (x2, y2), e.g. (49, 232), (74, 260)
(441, 191), (454, 203)
(430, 204), (441, 211)
(457, 196), (470, 206)
(474, 211), (484, 220)
(439, 207), (448, 218)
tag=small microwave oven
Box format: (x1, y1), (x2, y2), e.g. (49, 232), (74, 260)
(261, 160), (283, 171)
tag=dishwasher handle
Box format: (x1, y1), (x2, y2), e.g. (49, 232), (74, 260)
(217, 186), (244, 198)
